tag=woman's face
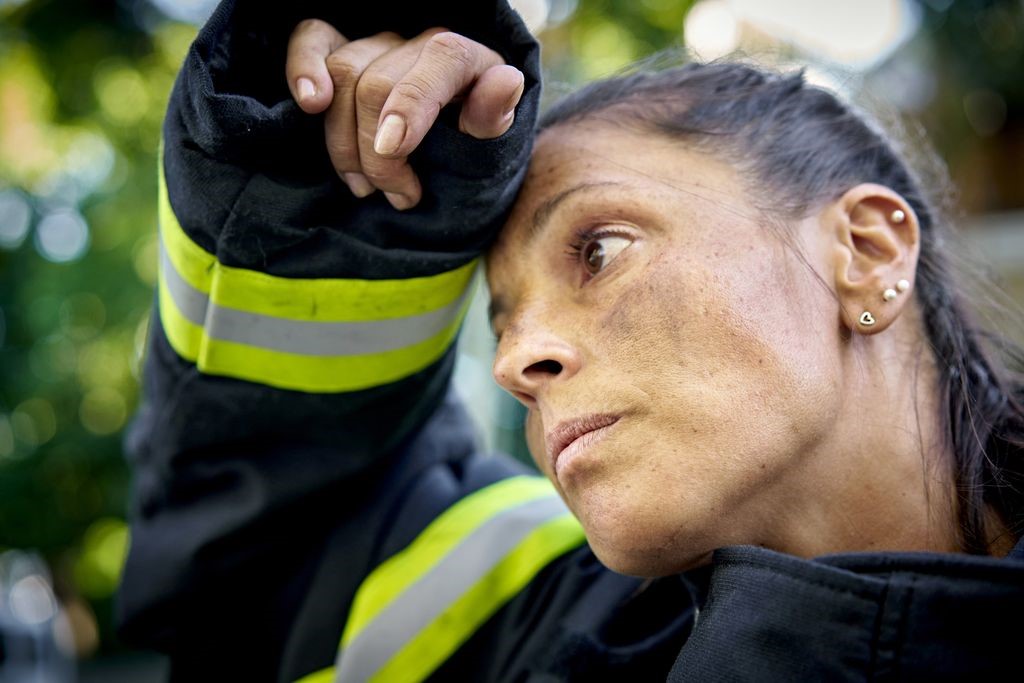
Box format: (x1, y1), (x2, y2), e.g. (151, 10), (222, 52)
(486, 122), (847, 576)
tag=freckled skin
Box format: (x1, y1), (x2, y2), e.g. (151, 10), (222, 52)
(486, 122), (961, 576)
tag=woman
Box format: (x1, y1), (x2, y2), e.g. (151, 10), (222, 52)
(118, 1), (1024, 680)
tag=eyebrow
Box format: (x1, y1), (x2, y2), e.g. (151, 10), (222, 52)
(528, 181), (621, 242)
(488, 181), (625, 331)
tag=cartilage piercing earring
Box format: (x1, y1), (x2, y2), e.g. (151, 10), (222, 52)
(883, 278), (911, 302)
(890, 209), (906, 224)
(859, 311), (876, 326)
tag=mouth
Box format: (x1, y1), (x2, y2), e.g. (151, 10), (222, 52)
(547, 414), (621, 475)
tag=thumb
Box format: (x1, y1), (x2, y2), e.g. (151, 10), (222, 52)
(458, 65), (525, 139)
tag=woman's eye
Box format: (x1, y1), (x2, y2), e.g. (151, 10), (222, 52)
(582, 235), (632, 275)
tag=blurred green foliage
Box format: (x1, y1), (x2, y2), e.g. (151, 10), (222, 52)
(541, 0), (697, 80)
(917, 0), (1024, 210)
(0, 0), (1021, 661)
(0, 0), (195, 652)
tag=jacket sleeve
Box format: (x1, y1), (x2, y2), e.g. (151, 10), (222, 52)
(116, 0), (543, 677)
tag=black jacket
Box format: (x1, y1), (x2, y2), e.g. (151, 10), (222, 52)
(118, 1), (1024, 680)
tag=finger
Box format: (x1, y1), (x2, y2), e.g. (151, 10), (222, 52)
(458, 64), (524, 139)
(323, 32), (403, 197)
(354, 43), (426, 208)
(286, 19), (348, 113)
(373, 31), (506, 159)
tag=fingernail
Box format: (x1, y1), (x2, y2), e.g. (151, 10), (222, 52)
(374, 114), (406, 156)
(342, 172), (374, 198)
(297, 77), (316, 103)
(384, 192), (414, 211)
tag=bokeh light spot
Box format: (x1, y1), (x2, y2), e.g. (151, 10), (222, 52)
(964, 89), (1007, 137)
(573, 19), (639, 79)
(79, 387), (127, 435)
(59, 130), (116, 204)
(73, 517), (129, 600)
(77, 337), (129, 389)
(546, 0), (578, 27)
(35, 207), (90, 263)
(725, 0), (916, 70)
(153, 21), (199, 69)
(685, 0), (740, 61)
(93, 62), (152, 126)
(511, 0), (550, 33)
(11, 409), (38, 449)
(147, 0), (217, 26)
(0, 189), (32, 249)
(13, 398), (57, 447)
(132, 233), (159, 285)
(29, 335), (78, 383)
(10, 574), (58, 625)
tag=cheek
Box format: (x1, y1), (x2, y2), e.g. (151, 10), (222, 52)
(601, 241), (840, 501)
(524, 410), (547, 472)
(566, 244), (843, 571)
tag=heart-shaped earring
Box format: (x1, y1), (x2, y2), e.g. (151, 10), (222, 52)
(859, 311), (876, 326)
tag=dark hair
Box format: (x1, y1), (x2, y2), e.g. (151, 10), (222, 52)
(540, 60), (1024, 554)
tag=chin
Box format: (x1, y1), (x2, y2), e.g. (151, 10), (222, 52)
(575, 503), (718, 577)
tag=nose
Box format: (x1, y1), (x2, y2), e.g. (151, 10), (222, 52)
(492, 313), (583, 408)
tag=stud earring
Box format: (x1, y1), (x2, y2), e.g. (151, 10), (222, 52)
(890, 209), (906, 224)
(859, 311), (876, 326)
(883, 278), (912, 302)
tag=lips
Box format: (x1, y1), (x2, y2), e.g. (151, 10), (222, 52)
(546, 414), (621, 473)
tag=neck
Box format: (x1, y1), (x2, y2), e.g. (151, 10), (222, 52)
(757, 316), (962, 558)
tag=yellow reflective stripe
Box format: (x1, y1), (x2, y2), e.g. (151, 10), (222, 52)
(157, 266), (203, 361)
(156, 145), (477, 392)
(340, 476), (559, 647)
(212, 257), (477, 324)
(158, 158), (215, 295)
(290, 475), (585, 683)
(195, 307), (466, 393)
(158, 262), (470, 392)
(371, 513), (585, 683)
(157, 151), (476, 323)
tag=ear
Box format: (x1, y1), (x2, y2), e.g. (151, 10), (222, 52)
(826, 183), (920, 335)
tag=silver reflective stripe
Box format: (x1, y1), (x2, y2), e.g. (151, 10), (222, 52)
(160, 245), (208, 326)
(160, 242), (469, 356)
(334, 495), (570, 683)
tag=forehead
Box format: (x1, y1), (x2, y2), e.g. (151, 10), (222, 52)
(488, 122), (749, 263)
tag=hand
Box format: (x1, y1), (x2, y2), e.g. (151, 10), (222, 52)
(286, 19), (525, 210)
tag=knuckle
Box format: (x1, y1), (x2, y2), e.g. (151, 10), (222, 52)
(354, 71), (395, 109)
(391, 79), (437, 107)
(360, 156), (403, 182)
(326, 140), (359, 171)
(292, 18), (325, 36)
(375, 31), (402, 44)
(424, 32), (475, 69)
(361, 168), (400, 188)
(325, 52), (361, 87)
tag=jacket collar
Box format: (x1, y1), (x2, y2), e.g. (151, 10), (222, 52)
(670, 545), (1024, 681)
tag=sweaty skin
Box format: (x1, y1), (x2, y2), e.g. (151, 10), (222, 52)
(486, 121), (961, 576)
